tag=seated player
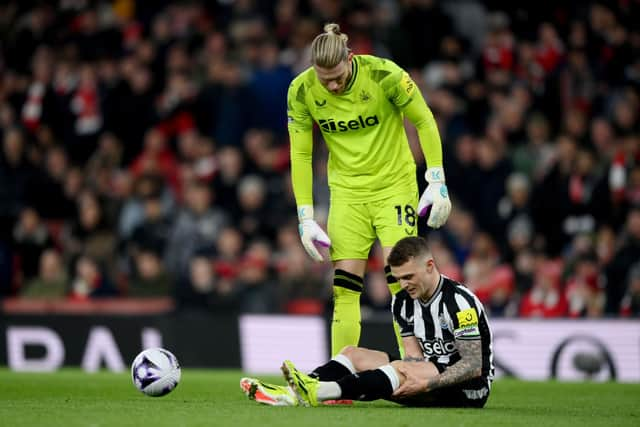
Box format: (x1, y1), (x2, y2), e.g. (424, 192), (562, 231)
(240, 236), (494, 408)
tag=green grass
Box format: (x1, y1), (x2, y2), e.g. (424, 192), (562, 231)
(0, 369), (638, 427)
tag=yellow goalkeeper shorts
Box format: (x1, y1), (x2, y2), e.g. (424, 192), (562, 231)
(327, 190), (418, 261)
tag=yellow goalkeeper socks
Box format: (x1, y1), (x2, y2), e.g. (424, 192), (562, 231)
(385, 265), (406, 359)
(331, 269), (364, 356)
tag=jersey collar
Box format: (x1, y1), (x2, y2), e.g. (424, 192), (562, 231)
(342, 55), (359, 93)
(418, 274), (444, 307)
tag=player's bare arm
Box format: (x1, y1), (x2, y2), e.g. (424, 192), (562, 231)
(401, 336), (423, 361)
(392, 338), (482, 398)
(390, 359), (438, 397)
(391, 338), (436, 397)
(402, 357), (425, 362)
(427, 339), (483, 392)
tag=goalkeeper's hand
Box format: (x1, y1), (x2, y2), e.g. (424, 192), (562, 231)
(297, 205), (331, 262)
(418, 167), (452, 229)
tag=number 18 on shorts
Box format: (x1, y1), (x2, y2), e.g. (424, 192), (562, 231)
(327, 192), (418, 261)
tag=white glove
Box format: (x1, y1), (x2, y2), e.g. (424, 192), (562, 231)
(297, 205), (331, 262)
(418, 167), (452, 229)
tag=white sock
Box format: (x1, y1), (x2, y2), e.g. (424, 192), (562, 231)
(378, 365), (401, 391)
(333, 354), (356, 374)
(317, 381), (342, 401)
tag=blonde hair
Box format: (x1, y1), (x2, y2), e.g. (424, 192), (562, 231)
(311, 23), (350, 68)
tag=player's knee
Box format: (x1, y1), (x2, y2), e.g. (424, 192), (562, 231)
(333, 269), (364, 296)
(339, 345), (358, 358)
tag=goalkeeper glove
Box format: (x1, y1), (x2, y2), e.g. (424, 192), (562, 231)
(418, 167), (452, 229)
(297, 205), (331, 262)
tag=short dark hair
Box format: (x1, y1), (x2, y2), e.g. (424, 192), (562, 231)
(387, 236), (431, 267)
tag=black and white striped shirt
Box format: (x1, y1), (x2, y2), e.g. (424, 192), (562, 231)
(392, 275), (494, 381)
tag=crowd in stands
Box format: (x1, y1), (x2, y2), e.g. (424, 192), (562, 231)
(1, 0), (639, 318)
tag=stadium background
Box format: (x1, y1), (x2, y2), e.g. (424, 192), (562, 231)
(0, 0), (639, 378)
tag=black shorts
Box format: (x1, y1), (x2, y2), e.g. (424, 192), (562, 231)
(386, 354), (490, 408)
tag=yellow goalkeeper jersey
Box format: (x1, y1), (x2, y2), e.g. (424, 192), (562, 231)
(288, 54), (443, 204)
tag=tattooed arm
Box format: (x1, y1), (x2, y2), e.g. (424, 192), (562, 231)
(426, 339), (483, 392)
(402, 336), (424, 361)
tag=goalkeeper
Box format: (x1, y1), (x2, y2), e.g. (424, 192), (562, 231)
(288, 23), (451, 357)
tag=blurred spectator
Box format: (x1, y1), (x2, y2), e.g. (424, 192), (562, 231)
(124, 188), (173, 291)
(87, 132), (123, 174)
(520, 258), (568, 317)
(212, 146), (245, 217)
(20, 249), (67, 299)
(69, 255), (117, 300)
(472, 138), (512, 238)
(361, 271), (392, 316)
(388, 0), (452, 70)
(21, 46), (63, 136)
(589, 117), (616, 163)
(505, 216), (534, 265)
(198, 58), (249, 147)
(595, 225), (616, 268)
(12, 206), (52, 282)
(176, 254), (241, 312)
(512, 248), (537, 295)
(463, 232), (515, 316)
(243, 128), (289, 178)
(246, 39), (294, 134)
(128, 249), (172, 297)
(445, 133), (477, 212)
(535, 22), (564, 78)
(279, 17), (319, 74)
(275, 223), (329, 314)
(510, 113), (555, 181)
(481, 11), (514, 77)
(498, 172), (533, 258)
(213, 226), (244, 283)
(191, 135), (217, 182)
(62, 190), (117, 279)
(164, 180), (228, 277)
(4, 4), (55, 74)
(235, 174), (275, 240)
(610, 95), (639, 137)
(27, 145), (75, 219)
(129, 128), (179, 194)
(235, 239), (276, 313)
(108, 62), (155, 163)
(277, 246), (327, 315)
(68, 63), (103, 164)
(560, 47), (596, 115)
(608, 134), (640, 208)
(430, 237), (463, 282)
(154, 70), (197, 140)
(118, 173), (173, 240)
(531, 135), (578, 255)
(562, 108), (589, 147)
(441, 206), (476, 265)
(127, 191), (172, 256)
(565, 251), (605, 318)
(606, 207), (640, 314)
(1, 127), (33, 218)
(620, 263), (640, 317)
(176, 255), (218, 311)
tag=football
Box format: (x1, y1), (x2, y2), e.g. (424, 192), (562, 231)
(131, 348), (181, 397)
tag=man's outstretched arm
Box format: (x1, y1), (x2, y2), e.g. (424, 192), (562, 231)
(426, 339), (482, 391)
(392, 338), (482, 397)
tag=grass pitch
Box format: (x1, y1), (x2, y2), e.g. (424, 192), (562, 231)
(0, 369), (638, 427)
